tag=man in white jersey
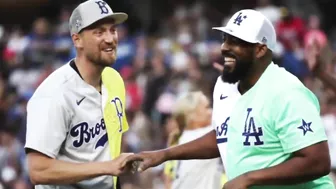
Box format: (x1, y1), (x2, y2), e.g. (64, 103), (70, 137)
(25, 1), (133, 189)
(125, 9), (335, 189)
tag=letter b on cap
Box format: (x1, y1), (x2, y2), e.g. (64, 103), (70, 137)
(95, 1), (109, 14)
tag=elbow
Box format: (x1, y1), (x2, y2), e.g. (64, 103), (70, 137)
(318, 163), (331, 177)
(29, 170), (41, 185)
(27, 152), (53, 185)
(29, 170), (48, 185)
(314, 157), (331, 177)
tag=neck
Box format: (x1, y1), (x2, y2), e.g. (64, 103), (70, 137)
(238, 61), (271, 94)
(75, 56), (104, 90)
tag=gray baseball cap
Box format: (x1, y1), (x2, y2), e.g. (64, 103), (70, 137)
(69, 0), (128, 35)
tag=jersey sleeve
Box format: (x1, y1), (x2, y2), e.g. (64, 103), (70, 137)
(25, 95), (69, 158)
(273, 87), (328, 153)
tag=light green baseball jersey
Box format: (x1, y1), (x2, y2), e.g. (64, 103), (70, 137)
(226, 62), (335, 189)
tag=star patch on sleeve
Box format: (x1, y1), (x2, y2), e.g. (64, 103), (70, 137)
(297, 119), (313, 136)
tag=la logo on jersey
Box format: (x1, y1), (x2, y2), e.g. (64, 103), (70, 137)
(216, 117), (229, 144)
(95, 0), (109, 14)
(242, 108), (264, 146)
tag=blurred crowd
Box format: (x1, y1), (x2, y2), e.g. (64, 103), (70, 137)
(0, 0), (336, 188)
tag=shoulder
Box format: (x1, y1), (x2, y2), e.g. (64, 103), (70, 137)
(266, 63), (306, 92)
(266, 64), (319, 107)
(30, 63), (76, 101)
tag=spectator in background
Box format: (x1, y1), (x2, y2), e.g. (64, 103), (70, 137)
(163, 91), (224, 189)
(4, 27), (29, 70)
(255, 0), (281, 25)
(304, 14), (334, 73)
(142, 52), (170, 121)
(0, 121), (30, 189)
(23, 17), (55, 67)
(304, 37), (336, 184)
(276, 7), (306, 51)
(121, 66), (143, 116)
(276, 7), (308, 80)
(0, 74), (8, 125)
(304, 15), (327, 50)
(54, 8), (73, 65)
(112, 24), (136, 71)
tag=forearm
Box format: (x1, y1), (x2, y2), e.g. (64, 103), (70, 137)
(164, 130), (220, 161)
(246, 155), (330, 186)
(28, 153), (109, 185)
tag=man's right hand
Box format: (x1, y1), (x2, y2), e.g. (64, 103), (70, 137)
(108, 153), (135, 176)
(123, 150), (167, 173)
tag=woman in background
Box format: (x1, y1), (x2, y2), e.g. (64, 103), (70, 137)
(163, 91), (225, 189)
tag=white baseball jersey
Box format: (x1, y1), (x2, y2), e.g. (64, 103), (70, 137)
(212, 77), (241, 173)
(172, 126), (224, 189)
(25, 60), (125, 189)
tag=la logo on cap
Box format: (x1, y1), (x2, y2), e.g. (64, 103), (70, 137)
(233, 12), (247, 26)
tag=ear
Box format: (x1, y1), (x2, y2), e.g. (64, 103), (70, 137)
(255, 44), (268, 59)
(72, 33), (83, 49)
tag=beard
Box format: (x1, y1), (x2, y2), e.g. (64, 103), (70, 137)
(86, 49), (117, 68)
(221, 53), (253, 84)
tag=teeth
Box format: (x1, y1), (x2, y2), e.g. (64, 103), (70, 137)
(104, 48), (113, 52)
(224, 57), (235, 62)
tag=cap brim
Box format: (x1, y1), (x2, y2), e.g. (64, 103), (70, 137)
(107, 12), (128, 25)
(212, 26), (257, 44)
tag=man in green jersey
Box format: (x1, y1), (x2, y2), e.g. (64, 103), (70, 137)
(124, 9), (335, 189)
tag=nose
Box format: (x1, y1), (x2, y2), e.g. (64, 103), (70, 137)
(221, 41), (230, 52)
(104, 32), (115, 44)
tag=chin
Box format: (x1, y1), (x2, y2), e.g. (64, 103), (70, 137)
(221, 70), (240, 84)
(101, 56), (117, 67)
(221, 75), (239, 84)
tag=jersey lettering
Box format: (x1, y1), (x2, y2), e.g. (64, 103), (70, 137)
(242, 108), (264, 146)
(111, 97), (123, 132)
(95, 1), (109, 14)
(216, 117), (229, 143)
(233, 12), (247, 26)
(70, 118), (106, 148)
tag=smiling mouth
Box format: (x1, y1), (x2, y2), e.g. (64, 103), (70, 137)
(103, 48), (115, 53)
(224, 57), (236, 66)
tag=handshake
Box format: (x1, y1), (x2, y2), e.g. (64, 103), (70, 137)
(111, 150), (167, 176)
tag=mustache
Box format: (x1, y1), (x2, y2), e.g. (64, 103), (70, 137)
(221, 51), (237, 59)
(102, 45), (116, 48)
(101, 42), (117, 49)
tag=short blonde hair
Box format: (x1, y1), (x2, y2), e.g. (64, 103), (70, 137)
(171, 91), (204, 131)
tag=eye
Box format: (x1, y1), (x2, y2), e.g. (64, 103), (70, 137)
(229, 36), (242, 45)
(94, 29), (104, 36)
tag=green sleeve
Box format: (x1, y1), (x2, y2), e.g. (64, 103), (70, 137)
(273, 87), (328, 153)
